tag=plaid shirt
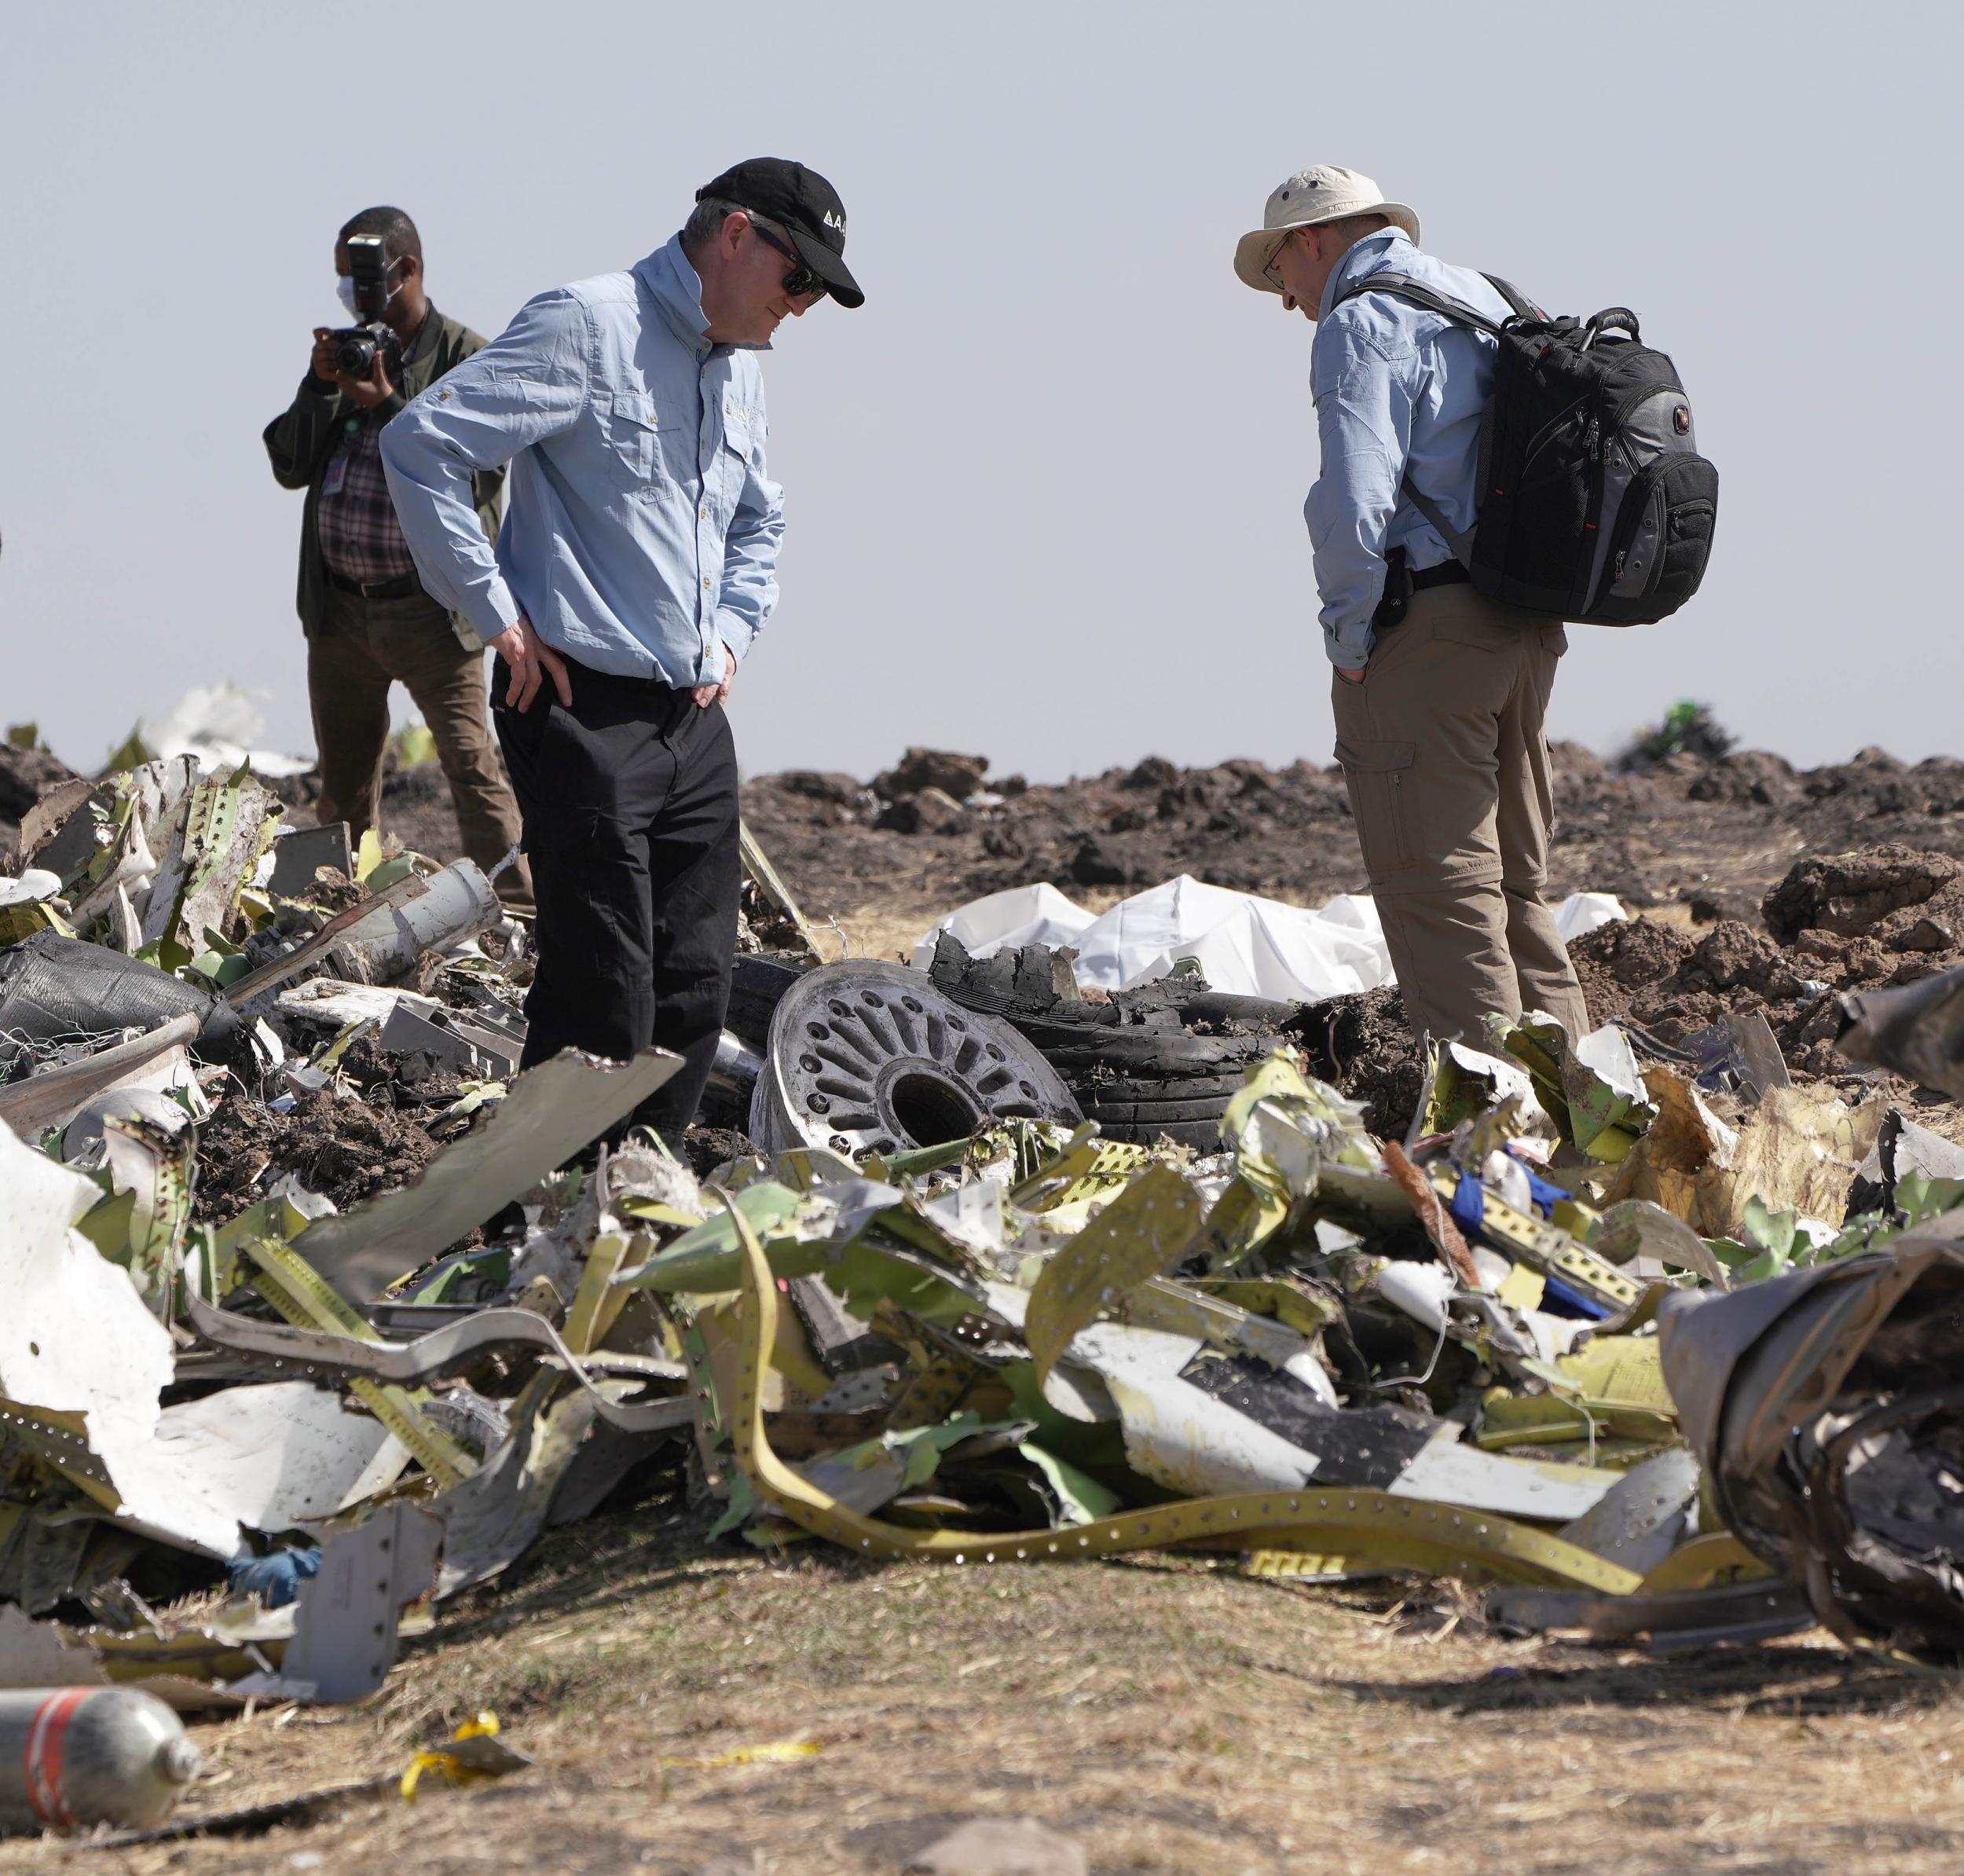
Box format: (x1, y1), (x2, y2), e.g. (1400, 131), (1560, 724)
(316, 416), (418, 584)
(266, 302), (502, 636)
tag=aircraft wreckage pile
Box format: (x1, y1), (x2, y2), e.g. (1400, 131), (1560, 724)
(10, 747), (1964, 1830)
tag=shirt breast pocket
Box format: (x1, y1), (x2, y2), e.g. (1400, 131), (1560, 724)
(721, 387), (760, 464)
(599, 392), (675, 485)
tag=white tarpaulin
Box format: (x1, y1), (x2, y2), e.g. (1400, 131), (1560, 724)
(137, 682), (313, 779)
(914, 875), (1624, 1006)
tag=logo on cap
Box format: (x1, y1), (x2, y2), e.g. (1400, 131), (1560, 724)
(823, 210), (845, 232)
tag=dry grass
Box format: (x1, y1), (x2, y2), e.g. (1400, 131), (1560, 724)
(16, 1495), (1964, 1876)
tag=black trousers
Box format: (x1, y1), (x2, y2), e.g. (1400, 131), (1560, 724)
(492, 655), (741, 1150)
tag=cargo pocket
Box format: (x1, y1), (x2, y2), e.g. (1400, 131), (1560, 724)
(1335, 736), (1416, 876)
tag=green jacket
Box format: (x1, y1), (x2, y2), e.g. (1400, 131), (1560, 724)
(262, 305), (504, 641)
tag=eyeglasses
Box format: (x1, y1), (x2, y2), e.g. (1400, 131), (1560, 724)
(1262, 230), (1295, 291)
(747, 218), (830, 304)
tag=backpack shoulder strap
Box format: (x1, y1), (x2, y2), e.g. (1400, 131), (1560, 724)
(1398, 478), (1475, 568)
(1335, 273), (1504, 335)
(1336, 269), (1541, 572)
(1480, 274), (1542, 321)
(1335, 271), (1500, 570)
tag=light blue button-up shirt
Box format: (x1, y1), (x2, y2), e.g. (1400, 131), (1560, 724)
(1306, 228), (1510, 669)
(379, 236), (784, 687)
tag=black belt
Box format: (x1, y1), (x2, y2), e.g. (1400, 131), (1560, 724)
(490, 653), (693, 709)
(325, 568), (423, 600)
(1372, 549), (1471, 633)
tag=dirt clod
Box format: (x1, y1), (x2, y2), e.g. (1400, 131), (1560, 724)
(683, 1123), (759, 1181)
(878, 786), (971, 836)
(874, 747), (990, 802)
(193, 1083), (441, 1223)
(1292, 987), (1426, 1139)
(1763, 845), (1962, 943)
(0, 742), (80, 863)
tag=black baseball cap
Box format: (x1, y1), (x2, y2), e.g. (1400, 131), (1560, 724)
(695, 158), (863, 309)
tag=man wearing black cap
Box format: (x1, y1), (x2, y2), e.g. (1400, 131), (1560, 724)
(382, 159), (863, 1149)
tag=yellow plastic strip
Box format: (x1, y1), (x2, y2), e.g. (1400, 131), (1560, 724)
(660, 1741), (821, 1771)
(1435, 1169), (1641, 1311)
(1635, 1533), (1772, 1592)
(723, 1200), (1640, 1593)
(239, 1237), (476, 1486)
(1244, 1549), (1363, 1580)
(0, 1398), (119, 1509)
(1024, 1163), (1201, 1380)
(564, 1231), (630, 1355)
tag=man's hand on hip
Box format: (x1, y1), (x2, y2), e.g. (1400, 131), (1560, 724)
(489, 615), (573, 711)
(692, 645), (736, 709)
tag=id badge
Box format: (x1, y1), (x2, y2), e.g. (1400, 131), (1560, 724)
(321, 453), (349, 496)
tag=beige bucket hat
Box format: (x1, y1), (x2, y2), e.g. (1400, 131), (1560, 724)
(1233, 165), (1421, 294)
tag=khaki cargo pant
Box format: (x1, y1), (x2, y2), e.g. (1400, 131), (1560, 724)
(1332, 583), (1590, 1046)
(309, 583), (533, 907)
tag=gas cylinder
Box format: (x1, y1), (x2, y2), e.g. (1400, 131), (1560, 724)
(0, 1687), (201, 1834)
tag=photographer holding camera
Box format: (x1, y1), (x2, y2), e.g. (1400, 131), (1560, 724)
(263, 206), (529, 905)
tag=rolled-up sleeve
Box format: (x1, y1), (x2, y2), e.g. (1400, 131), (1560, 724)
(714, 401), (786, 669)
(380, 290), (590, 646)
(1304, 321), (1418, 669)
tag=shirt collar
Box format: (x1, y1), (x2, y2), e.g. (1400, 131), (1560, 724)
(633, 234), (772, 355)
(402, 303), (440, 366)
(1317, 226), (1414, 323)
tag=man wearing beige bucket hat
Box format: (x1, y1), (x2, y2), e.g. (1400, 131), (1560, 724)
(1236, 164), (1589, 1047)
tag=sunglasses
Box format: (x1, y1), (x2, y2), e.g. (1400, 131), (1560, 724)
(748, 218), (830, 304)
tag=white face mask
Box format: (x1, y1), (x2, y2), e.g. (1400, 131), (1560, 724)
(335, 276), (361, 318)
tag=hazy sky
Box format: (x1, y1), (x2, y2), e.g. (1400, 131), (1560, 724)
(4, 1), (1958, 787)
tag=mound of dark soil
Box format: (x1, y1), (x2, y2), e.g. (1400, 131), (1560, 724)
(1289, 987), (1426, 1141)
(1568, 842), (1964, 1082)
(129, 736), (1964, 953)
(0, 743), (80, 865)
(738, 742), (1964, 937)
(683, 1123), (758, 1180)
(193, 1084), (440, 1224)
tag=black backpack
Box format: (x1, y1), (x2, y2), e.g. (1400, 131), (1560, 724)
(1337, 271), (1718, 625)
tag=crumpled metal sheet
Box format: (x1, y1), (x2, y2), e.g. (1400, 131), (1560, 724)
(182, 1292), (691, 1436)
(0, 1116), (240, 1555)
(292, 1046), (683, 1303)
(27, 753), (1945, 1701)
(1658, 1224), (1964, 1662)
(716, 1192), (1643, 1591)
(153, 1383), (409, 1531)
(1839, 962), (1964, 1099)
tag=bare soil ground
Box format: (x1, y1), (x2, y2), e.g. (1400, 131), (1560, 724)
(17, 1497), (1964, 1876)
(738, 740), (1964, 960)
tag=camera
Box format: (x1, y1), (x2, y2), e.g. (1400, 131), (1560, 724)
(329, 233), (404, 381)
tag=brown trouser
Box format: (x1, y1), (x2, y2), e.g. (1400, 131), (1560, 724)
(308, 582), (532, 907)
(1332, 582), (1590, 1046)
